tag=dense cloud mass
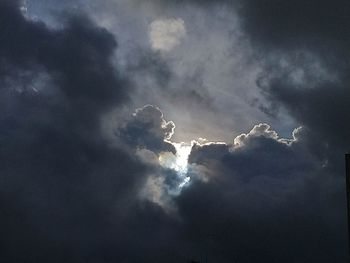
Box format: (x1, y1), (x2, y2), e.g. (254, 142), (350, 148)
(185, 124), (348, 262)
(1, 0), (349, 263)
(116, 105), (176, 154)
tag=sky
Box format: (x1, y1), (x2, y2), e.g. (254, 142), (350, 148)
(0, 0), (349, 262)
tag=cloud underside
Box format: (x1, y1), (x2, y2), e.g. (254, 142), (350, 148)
(0, 1), (349, 263)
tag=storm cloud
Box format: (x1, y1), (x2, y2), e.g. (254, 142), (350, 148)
(1, 0), (349, 263)
(184, 124), (348, 262)
(0, 1), (154, 262)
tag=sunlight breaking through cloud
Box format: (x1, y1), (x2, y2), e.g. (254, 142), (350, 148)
(159, 142), (192, 189)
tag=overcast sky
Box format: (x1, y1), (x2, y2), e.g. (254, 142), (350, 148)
(1, 0), (350, 262)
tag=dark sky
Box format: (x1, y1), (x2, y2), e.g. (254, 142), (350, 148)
(1, 0), (349, 262)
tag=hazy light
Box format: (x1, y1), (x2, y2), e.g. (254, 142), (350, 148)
(159, 142), (192, 190)
(149, 18), (186, 51)
(178, 176), (190, 188)
(172, 142), (192, 175)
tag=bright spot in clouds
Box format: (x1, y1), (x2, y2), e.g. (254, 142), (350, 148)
(172, 142), (192, 176)
(159, 142), (192, 188)
(149, 18), (186, 51)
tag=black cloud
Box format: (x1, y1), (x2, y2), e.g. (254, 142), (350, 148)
(0, 0), (127, 118)
(0, 1), (171, 262)
(230, 2), (350, 256)
(240, 0), (350, 53)
(1, 0), (349, 262)
(240, 0), (350, 193)
(238, 0), (350, 150)
(115, 105), (176, 154)
(183, 124), (348, 262)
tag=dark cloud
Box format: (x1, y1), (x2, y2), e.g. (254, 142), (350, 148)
(240, 0), (350, 53)
(115, 105), (176, 154)
(0, 2), (175, 262)
(177, 0), (350, 261)
(240, 0), (350, 170)
(0, 0), (127, 120)
(232, 6), (350, 250)
(257, 64), (350, 153)
(182, 124), (348, 262)
(1, 1), (349, 262)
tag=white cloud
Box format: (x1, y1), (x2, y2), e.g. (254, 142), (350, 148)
(149, 18), (186, 51)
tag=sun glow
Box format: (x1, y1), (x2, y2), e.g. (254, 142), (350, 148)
(159, 142), (192, 189)
(172, 142), (192, 175)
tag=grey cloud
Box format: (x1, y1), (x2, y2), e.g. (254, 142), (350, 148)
(181, 124), (348, 262)
(239, 0), (350, 54)
(58, 0), (274, 142)
(0, 2), (173, 262)
(1, 1), (349, 262)
(179, 0), (350, 260)
(256, 55), (350, 153)
(233, 0), (350, 154)
(115, 104), (176, 154)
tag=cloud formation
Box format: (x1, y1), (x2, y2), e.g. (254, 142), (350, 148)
(1, 0), (349, 263)
(116, 105), (176, 153)
(183, 124), (348, 262)
(0, 1), (153, 262)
